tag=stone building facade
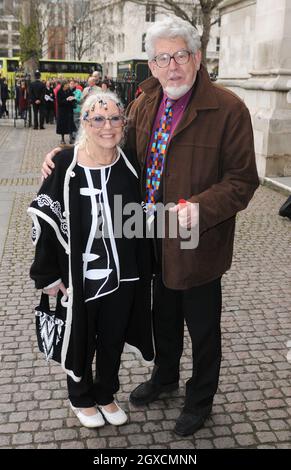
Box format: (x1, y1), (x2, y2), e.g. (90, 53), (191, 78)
(0, 0), (20, 58)
(85, 0), (221, 77)
(218, 0), (291, 178)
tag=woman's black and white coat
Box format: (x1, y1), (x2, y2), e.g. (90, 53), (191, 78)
(28, 146), (154, 382)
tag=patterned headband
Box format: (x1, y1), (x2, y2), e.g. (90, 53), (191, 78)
(83, 99), (123, 119)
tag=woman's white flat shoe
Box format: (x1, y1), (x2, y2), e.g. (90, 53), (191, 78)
(70, 402), (105, 428)
(98, 401), (128, 426)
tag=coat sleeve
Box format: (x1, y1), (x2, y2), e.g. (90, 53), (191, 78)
(189, 102), (260, 234)
(30, 219), (62, 290)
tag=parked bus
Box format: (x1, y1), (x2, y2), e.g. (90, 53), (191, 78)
(117, 59), (151, 83)
(0, 57), (102, 81)
(39, 59), (102, 80)
(0, 58), (20, 81)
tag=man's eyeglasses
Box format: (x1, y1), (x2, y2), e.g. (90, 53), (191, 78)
(153, 50), (192, 68)
(86, 115), (126, 128)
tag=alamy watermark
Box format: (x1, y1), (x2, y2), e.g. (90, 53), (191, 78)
(95, 195), (199, 250)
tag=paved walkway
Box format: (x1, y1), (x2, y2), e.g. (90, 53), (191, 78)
(0, 125), (290, 449)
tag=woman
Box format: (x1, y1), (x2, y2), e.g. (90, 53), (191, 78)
(56, 81), (76, 145)
(0, 78), (9, 118)
(28, 92), (154, 428)
(44, 80), (55, 124)
(18, 81), (29, 120)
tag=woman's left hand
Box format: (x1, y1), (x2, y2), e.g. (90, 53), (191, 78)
(43, 281), (67, 297)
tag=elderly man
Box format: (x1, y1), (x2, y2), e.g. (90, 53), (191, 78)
(81, 76), (101, 102)
(126, 16), (259, 436)
(41, 17), (259, 436)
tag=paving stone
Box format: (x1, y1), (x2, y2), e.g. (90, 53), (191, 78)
(86, 438), (107, 449)
(194, 439), (214, 449)
(0, 435), (11, 446)
(253, 421), (270, 432)
(212, 426), (232, 436)
(232, 423), (254, 434)
(274, 431), (291, 442)
(54, 429), (79, 441)
(12, 432), (33, 445)
(8, 412), (27, 423)
(61, 441), (85, 449)
(235, 434), (257, 447)
(20, 422), (40, 432)
(128, 434), (153, 446)
(34, 431), (55, 443)
(108, 436), (128, 448)
(257, 432), (277, 443)
(213, 437), (236, 448)
(169, 440), (196, 449)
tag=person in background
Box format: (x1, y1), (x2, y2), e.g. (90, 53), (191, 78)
(75, 79), (83, 92)
(92, 70), (102, 88)
(53, 79), (62, 120)
(82, 77), (101, 102)
(101, 80), (109, 92)
(29, 71), (46, 130)
(134, 86), (142, 99)
(18, 80), (29, 120)
(44, 80), (55, 124)
(56, 81), (76, 145)
(0, 77), (9, 118)
(69, 79), (82, 141)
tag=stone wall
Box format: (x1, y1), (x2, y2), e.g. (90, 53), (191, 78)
(218, 0), (291, 178)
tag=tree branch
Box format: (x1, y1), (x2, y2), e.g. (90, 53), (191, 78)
(126, 0), (192, 24)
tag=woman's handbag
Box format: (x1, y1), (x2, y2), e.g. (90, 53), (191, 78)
(278, 195), (291, 220)
(35, 293), (66, 363)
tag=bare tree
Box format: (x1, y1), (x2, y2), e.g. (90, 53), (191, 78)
(70, 1), (96, 60)
(20, 0), (69, 65)
(125, 0), (223, 65)
(199, 0), (223, 65)
(20, 0), (40, 77)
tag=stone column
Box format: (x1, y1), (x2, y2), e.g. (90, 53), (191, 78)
(219, 0), (291, 178)
(247, 0), (291, 177)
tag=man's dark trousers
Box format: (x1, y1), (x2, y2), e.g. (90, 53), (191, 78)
(151, 272), (222, 413)
(33, 103), (45, 129)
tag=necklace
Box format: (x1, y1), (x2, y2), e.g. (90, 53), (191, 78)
(85, 144), (118, 167)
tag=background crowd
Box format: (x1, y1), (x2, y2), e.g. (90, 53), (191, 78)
(0, 71), (116, 145)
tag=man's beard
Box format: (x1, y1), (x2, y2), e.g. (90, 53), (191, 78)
(164, 83), (192, 99)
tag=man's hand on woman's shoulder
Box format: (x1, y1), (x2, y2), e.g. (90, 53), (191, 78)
(41, 147), (62, 179)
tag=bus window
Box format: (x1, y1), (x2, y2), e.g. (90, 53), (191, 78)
(7, 59), (19, 72)
(38, 60), (102, 79)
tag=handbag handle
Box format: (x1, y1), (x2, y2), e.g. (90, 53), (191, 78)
(39, 292), (68, 311)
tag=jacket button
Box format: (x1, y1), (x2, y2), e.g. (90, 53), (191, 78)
(70, 171), (75, 177)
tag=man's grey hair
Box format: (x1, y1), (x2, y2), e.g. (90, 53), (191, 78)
(75, 91), (124, 149)
(145, 16), (201, 61)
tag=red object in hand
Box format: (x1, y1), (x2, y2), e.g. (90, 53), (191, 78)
(179, 199), (187, 205)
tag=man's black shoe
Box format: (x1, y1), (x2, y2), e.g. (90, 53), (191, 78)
(174, 408), (212, 436)
(129, 380), (179, 406)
